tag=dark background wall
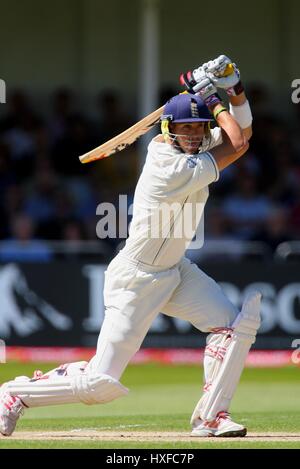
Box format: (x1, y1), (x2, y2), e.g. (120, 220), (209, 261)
(0, 0), (299, 115)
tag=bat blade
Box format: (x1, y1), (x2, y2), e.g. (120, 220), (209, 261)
(79, 105), (164, 164)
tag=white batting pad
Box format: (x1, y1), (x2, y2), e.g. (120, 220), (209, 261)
(191, 290), (261, 423)
(7, 372), (128, 408)
(72, 373), (128, 405)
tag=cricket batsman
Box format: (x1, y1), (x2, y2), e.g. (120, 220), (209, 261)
(0, 55), (261, 438)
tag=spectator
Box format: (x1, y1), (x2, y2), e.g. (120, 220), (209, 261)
(52, 115), (94, 176)
(4, 184), (25, 221)
(48, 88), (75, 145)
(222, 171), (274, 239)
(62, 219), (86, 241)
(289, 184), (300, 237)
(186, 207), (248, 263)
(1, 91), (41, 181)
(0, 213), (53, 262)
(0, 90), (30, 132)
(251, 206), (292, 252)
(23, 167), (64, 240)
(95, 90), (133, 143)
(0, 84), (298, 256)
(0, 142), (15, 196)
(268, 142), (300, 206)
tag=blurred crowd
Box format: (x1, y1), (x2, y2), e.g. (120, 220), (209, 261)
(0, 85), (299, 262)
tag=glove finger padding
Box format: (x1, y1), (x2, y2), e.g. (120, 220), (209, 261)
(207, 63), (241, 89)
(206, 55), (232, 76)
(180, 54), (241, 98)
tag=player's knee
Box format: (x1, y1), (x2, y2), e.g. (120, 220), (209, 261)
(225, 303), (239, 327)
(71, 372), (129, 405)
(206, 303), (238, 331)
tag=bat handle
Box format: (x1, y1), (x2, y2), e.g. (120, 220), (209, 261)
(222, 63), (234, 76)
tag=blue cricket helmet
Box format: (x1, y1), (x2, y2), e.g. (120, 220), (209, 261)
(161, 92), (214, 123)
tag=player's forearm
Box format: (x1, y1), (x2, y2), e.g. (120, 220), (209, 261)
(210, 136), (249, 172)
(214, 108), (247, 153)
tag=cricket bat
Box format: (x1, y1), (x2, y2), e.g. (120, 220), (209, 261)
(79, 105), (164, 164)
(79, 63), (234, 164)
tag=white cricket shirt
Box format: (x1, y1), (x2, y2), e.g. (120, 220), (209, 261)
(120, 128), (221, 269)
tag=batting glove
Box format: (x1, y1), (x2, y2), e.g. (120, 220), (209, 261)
(180, 68), (221, 108)
(202, 55), (233, 77)
(182, 55), (244, 98)
(205, 55), (244, 96)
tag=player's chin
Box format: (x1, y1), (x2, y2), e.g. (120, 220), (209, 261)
(183, 144), (200, 154)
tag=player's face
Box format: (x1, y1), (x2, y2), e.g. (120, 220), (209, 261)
(170, 122), (206, 154)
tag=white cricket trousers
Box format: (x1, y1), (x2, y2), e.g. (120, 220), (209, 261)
(86, 254), (238, 380)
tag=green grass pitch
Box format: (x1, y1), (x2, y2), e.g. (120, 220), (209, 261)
(0, 361), (299, 449)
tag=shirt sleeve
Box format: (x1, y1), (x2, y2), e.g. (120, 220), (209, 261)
(148, 140), (219, 198)
(170, 151), (220, 196)
(208, 127), (223, 150)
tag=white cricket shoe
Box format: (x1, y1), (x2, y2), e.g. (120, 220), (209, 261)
(191, 411), (247, 438)
(0, 389), (25, 436)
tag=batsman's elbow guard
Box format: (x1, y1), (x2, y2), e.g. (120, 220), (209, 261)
(229, 100), (253, 129)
